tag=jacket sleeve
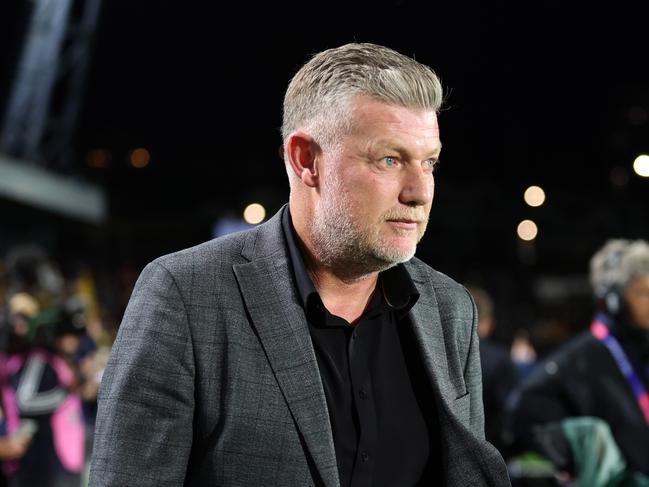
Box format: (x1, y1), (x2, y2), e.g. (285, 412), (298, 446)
(89, 261), (195, 487)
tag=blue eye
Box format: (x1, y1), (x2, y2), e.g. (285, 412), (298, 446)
(384, 156), (396, 166)
(423, 159), (438, 170)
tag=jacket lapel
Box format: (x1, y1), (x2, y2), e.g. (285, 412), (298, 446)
(408, 296), (453, 412)
(233, 213), (339, 487)
(405, 265), (466, 415)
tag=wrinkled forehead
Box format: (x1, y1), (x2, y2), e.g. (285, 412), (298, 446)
(347, 98), (441, 149)
(350, 96), (438, 127)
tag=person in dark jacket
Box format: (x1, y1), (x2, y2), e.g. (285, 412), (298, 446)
(509, 239), (649, 485)
(469, 286), (519, 457)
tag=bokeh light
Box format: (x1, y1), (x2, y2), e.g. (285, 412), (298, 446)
(517, 219), (538, 241)
(524, 186), (546, 207)
(243, 203), (266, 224)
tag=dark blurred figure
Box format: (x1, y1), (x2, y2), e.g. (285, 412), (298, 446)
(509, 239), (649, 486)
(0, 411), (32, 487)
(0, 301), (32, 487)
(469, 286), (520, 457)
(2, 297), (85, 487)
(4, 246), (63, 307)
(510, 328), (537, 381)
(1, 245), (108, 486)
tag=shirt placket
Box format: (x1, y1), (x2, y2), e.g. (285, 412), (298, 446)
(347, 319), (379, 487)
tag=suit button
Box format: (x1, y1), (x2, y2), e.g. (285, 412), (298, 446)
(358, 389), (368, 399)
(361, 452), (369, 462)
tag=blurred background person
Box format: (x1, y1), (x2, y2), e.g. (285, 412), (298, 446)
(508, 239), (649, 486)
(0, 246), (98, 487)
(509, 328), (537, 381)
(0, 304), (31, 487)
(0, 422), (32, 487)
(469, 286), (520, 458)
(3, 302), (86, 487)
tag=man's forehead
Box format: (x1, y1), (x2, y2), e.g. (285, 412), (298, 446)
(352, 99), (439, 129)
(363, 114), (442, 152)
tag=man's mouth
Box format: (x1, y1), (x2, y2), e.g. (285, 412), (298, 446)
(387, 219), (419, 230)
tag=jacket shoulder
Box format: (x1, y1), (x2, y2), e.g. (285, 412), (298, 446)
(148, 228), (253, 279)
(540, 332), (607, 370)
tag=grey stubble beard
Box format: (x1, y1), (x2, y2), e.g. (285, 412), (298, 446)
(309, 173), (423, 281)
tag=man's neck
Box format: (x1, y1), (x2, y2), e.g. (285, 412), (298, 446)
(308, 265), (379, 325)
(296, 229), (379, 324)
(289, 199), (380, 323)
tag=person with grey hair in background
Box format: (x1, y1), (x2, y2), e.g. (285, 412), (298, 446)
(89, 43), (510, 486)
(508, 239), (649, 486)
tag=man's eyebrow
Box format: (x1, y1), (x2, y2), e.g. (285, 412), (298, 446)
(376, 142), (442, 158)
(427, 144), (442, 158)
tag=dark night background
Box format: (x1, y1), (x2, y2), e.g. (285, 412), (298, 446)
(1, 1), (648, 341)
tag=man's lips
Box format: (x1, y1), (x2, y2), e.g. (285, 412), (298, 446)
(387, 219), (419, 230)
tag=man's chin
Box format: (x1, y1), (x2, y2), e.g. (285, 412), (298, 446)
(372, 244), (417, 265)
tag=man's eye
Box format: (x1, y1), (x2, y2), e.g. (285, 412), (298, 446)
(383, 156), (397, 166)
(423, 159), (439, 170)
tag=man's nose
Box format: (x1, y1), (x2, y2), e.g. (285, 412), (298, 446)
(399, 165), (434, 206)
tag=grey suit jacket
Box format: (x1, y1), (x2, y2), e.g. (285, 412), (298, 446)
(89, 207), (511, 486)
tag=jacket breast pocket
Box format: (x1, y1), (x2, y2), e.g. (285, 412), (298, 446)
(451, 391), (471, 426)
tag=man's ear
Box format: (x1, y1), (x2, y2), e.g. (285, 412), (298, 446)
(285, 132), (320, 188)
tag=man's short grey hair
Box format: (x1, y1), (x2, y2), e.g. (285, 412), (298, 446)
(589, 239), (649, 296)
(282, 42), (443, 153)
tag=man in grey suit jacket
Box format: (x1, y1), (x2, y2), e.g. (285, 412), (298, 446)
(89, 43), (510, 486)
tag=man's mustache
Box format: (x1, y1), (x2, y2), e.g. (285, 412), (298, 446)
(382, 209), (428, 222)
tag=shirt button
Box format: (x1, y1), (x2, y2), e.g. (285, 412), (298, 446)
(352, 331), (358, 340)
(359, 389), (368, 399)
(361, 452), (369, 462)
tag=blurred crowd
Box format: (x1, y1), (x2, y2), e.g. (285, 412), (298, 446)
(474, 239), (649, 487)
(0, 245), (116, 487)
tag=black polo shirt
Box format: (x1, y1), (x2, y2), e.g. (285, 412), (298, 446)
(282, 208), (443, 487)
